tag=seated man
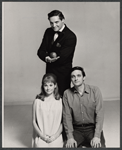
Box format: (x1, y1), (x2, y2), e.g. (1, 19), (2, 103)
(62, 66), (106, 148)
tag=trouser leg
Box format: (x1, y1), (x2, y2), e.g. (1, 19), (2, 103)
(83, 126), (95, 147)
(63, 129), (84, 147)
(86, 129), (106, 148)
(73, 129), (85, 147)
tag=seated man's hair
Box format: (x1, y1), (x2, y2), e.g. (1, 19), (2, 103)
(70, 66), (86, 77)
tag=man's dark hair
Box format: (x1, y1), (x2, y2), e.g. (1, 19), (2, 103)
(70, 66), (86, 77)
(48, 10), (65, 20)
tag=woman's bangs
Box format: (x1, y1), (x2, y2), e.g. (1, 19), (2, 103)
(43, 76), (55, 84)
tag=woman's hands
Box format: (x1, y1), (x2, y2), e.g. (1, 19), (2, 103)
(47, 135), (56, 143)
(41, 135), (49, 142)
(42, 134), (57, 143)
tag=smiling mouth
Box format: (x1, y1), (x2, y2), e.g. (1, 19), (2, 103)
(53, 27), (58, 30)
(74, 81), (79, 83)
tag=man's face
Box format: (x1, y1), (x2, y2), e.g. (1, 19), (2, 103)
(71, 70), (85, 87)
(49, 16), (64, 32)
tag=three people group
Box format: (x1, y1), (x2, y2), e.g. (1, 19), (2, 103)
(32, 10), (106, 148)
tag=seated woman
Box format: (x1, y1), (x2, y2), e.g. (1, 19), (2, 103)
(32, 73), (63, 147)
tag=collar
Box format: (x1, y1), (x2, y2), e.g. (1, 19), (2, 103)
(59, 24), (65, 32)
(71, 84), (90, 94)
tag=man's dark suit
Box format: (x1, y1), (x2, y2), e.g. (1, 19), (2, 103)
(37, 25), (77, 96)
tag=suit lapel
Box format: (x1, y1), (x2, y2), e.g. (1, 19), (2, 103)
(56, 32), (64, 42)
(51, 25), (68, 47)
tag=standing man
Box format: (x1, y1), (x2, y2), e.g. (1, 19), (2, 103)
(37, 10), (77, 96)
(63, 66), (106, 148)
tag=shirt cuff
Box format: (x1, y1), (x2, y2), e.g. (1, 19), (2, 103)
(45, 56), (48, 62)
(67, 132), (74, 139)
(94, 132), (101, 138)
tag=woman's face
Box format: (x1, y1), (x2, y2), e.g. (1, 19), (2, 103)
(43, 82), (56, 96)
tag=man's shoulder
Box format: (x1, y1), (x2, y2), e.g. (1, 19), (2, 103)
(45, 27), (53, 34)
(64, 87), (74, 95)
(63, 88), (74, 104)
(64, 25), (77, 38)
(86, 84), (100, 92)
(86, 84), (98, 88)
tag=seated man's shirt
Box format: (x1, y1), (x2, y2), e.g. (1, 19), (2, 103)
(62, 84), (104, 139)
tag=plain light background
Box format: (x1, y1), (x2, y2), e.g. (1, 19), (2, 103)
(3, 2), (120, 104)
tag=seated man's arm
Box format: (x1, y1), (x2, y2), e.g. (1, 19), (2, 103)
(62, 91), (77, 148)
(91, 87), (104, 148)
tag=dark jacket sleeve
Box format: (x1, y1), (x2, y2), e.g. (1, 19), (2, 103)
(37, 29), (49, 62)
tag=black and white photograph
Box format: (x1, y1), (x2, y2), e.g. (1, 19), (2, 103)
(2, 2), (120, 148)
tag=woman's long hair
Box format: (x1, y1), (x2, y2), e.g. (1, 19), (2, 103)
(36, 73), (61, 101)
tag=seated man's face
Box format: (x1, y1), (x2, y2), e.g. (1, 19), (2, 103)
(71, 70), (85, 87)
(49, 16), (64, 32)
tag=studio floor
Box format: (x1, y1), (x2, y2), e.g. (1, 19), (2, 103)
(3, 100), (120, 148)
